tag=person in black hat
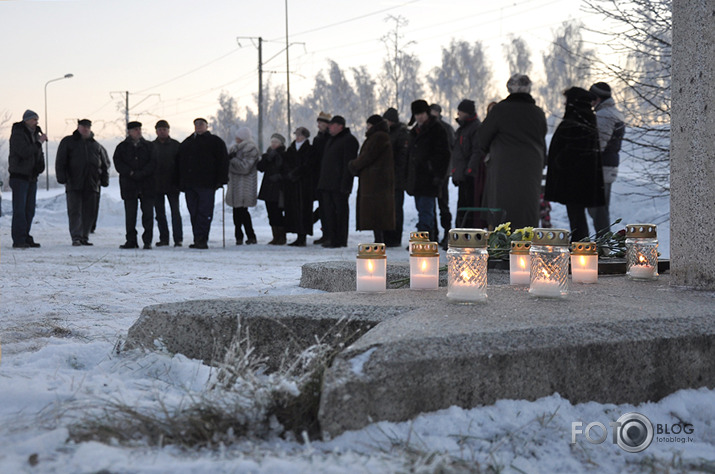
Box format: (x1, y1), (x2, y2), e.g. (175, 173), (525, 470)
(430, 103), (456, 249)
(312, 111), (332, 245)
(316, 115), (359, 247)
(152, 119), (183, 247)
(381, 107), (409, 247)
(177, 118), (229, 249)
(56, 118), (109, 246)
(113, 121), (157, 249)
(406, 100), (450, 242)
(8, 109), (47, 248)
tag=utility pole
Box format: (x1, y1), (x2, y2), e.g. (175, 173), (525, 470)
(237, 36), (264, 152)
(285, 0), (291, 138)
(125, 91), (129, 129)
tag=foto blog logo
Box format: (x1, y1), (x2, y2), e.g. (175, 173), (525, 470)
(571, 412), (654, 453)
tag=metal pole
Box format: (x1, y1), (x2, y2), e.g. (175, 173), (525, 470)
(43, 73), (73, 191)
(258, 37), (264, 153)
(125, 91), (130, 130)
(222, 186), (226, 248)
(285, 0), (291, 137)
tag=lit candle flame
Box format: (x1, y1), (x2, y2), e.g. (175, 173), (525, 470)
(367, 259), (374, 274)
(519, 257), (526, 270)
(638, 254), (647, 264)
(579, 255), (586, 266)
(541, 269), (550, 278)
(421, 259), (428, 272)
(460, 270), (471, 280)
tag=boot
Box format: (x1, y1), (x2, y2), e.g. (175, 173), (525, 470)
(273, 226), (287, 245)
(268, 226), (278, 245)
(288, 234), (307, 247)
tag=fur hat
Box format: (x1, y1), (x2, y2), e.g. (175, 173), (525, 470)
(328, 115), (346, 126)
(127, 121), (142, 130)
(382, 107), (399, 123)
(408, 100), (430, 125)
(564, 87), (596, 105)
(294, 126), (310, 138)
(317, 111), (332, 123)
(155, 119), (170, 129)
(506, 74), (533, 94)
(193, 117), (208, 125)
(23, 109), (39, 121)
(270, 133), (286, 145)
(429, 103), (442, 114)
(589, 82), (612, 99)
(457, 99), (476, 116)
(77, 118), (92, 127)
(366, 114), (384, 126)
(236, 127), (252, 142)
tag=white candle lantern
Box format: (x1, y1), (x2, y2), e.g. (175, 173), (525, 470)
(625, 223), (658, 280)
(570, 242), (599, 284)
(356, 243), (387, 292)
(529, 228), (570, 298)
(509, 241), (532, 286)
(447, 228), (489, 303)
(410, 241), (440, 290)
(409, 231), (430, 253)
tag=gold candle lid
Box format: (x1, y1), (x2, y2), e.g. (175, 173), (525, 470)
(532, 228), (570, 246)
(448, 228), (488, 248)
(510, 241), (531, 254)
(571, 242), (598, 255)
(626, 223), (657, 238)
(411, 241), (439, 257)
(409, 231), (431, 242)
(357, 243), (386, 259)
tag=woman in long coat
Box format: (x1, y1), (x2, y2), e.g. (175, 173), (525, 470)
(348, 115), (395, 243)
(226, 127), (259, 245)
(282, 127), (317, 246)
(257, 133), (287, 245)
(544, 86), (605, 241)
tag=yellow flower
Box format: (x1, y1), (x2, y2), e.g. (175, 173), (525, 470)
(516, 226), (534, 241)
(494, 222), (512, 234)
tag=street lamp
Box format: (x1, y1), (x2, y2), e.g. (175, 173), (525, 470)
(44, 73), (74, 191)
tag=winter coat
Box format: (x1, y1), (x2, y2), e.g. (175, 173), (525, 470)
(451, 115), (484, 185)
(282, 140), (317, 234)
(348, 120), (395, 231)
(477, 93), (547, 229)
(177, 131), (229, 190)
(388, 122), (410, 191)
(311, 130), (329, 199)
(406, 116), (450, 198)
(317, 128), (359, 194)
(226, 140), (259, 208)
(113, 137), (157, 200)
(257, 145), (286, 203)
(152, 137), (181, 195)
(55, 130), (108, 192)
(594, 97), (625, 183)
(544, 101), (606, 207)
(9, 121), (45, 181)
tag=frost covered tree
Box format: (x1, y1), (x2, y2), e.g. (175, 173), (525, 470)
(584, 0), (671, 192)
(503, 35), (533, 77)
(209, 91), (241, 145)
(428, 39), (494, 118)
(540, 20), (595, 129)
(351, 65), (377, 125)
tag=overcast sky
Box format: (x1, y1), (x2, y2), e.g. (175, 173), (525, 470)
(1, 0), (593, 141)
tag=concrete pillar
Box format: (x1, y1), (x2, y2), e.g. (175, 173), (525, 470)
(670, 0), (715, 289)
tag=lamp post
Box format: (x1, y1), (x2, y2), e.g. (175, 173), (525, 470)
(44, 73), (74, 191)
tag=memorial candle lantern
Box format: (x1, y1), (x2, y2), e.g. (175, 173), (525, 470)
(356, 243), (387, 292)
(509, 241), (531, 286)
(529, 228), (570, 298)
(446, 229), (489, 303)
(570, 242), (599, 284)
(410, 241), (440, 290)
(409, 231), (430, 253)
(625, 223), (658, 280)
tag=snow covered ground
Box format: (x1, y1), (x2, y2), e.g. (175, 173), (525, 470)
(0, 169), (707, 473)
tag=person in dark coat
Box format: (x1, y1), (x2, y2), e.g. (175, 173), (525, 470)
(56, 118), (108, 246)
(113, 121), (157, 249)
(545, 87), (606, 241)
(451, 99), (487, 229)
(382, 107), (409, 248)
(406, 100), (450, 242)
(8, 109), (46, 248)
(283, 127), (317, 246)
(257, 133), (287, 245)
(348, 115), (395, 243)
(177, 118), (229, 249)
(311, 111), (331, 245)
(152, 120), (182, 247)
(316, 115), (359, 248)
(478, 74), (547, 229)
(430, 103), (455, 247)
(89, 143), (111, 234)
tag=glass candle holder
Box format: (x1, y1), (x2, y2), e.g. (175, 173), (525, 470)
(356, 243), (387, 292)
(571, 242), (598, 284)
(529, 228), (570, 298)
(625, 223), (658, 280)
(410, 241), (440, 290)
(447, 228), (489, 303)
(408, 231), (430, 254)
(510, 241), (532, 286)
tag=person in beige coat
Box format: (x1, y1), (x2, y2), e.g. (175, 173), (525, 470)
(226, 127), (259, 244)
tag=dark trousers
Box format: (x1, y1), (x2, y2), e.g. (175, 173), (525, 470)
(566, 203), (590, 242)
(232, 207), (256, 241)
(124, 195), (154, 245)
(588, 182), (612, 237)
(321, 190), (349, 246)
(383, 189), (404, 247)
(455, 178), (476, 228)
(155, 192), (183, 244)
(436, 179), (452, 237)
(185, 187), (215, 244)
(265, 201), (285, 228)
(91, 191), (100, 233)
(10, 177), (37, 246)
(67, 188), (98, 243)
(414, 195), (437, 241)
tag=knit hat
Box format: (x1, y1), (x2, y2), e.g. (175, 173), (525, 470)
(366, 114), (383, 126)
(23, 109), (39, 121)
(77, 118), (92, 127)
(382, 107), (399, 123)
(127, 121), (142, 130)
(408, 99), (430, 125)
(564, 87), (596, 105)
(155, 119), (170, 129)
(506, 73), (532, 94)
(328, 115), (346, 126)
(236, 127), (252, 142)
(294, 126), (310, 138)
(589, 82), (612, 99)
(317, 111), (331, 123)
(457, 99), (476, 116)
(270, 133), (286, 145)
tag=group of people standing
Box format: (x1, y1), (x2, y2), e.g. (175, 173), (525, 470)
(8, 73), (624, 251)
